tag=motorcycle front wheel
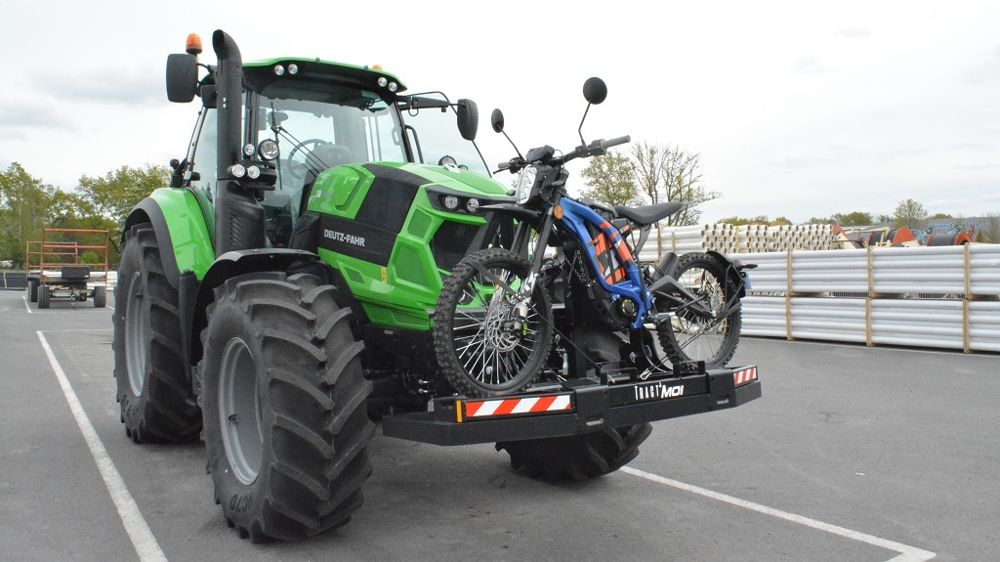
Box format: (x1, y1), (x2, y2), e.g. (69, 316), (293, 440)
(433, 248), (553, 398)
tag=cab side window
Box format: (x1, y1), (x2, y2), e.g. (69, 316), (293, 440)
(190, 109), (218, 202)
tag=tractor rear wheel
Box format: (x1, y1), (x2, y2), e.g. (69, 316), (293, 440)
(496, 423), (652, 481)
(198, 271), (374, 542)
(113, 223), (201, 442)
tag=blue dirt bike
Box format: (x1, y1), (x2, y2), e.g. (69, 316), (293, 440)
(433, 78), (749, 398)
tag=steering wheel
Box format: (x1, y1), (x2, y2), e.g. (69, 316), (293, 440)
(287, 138), (333, 165)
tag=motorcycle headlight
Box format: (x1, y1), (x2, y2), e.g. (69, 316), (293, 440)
(515, 166), (537, 204)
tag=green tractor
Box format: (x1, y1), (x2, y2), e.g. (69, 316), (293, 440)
(115, 30), (760, 542)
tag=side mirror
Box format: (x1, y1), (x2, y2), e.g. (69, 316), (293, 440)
(456, 99), (478, 141)
(582, 77), (607, 105)
(166, 53), (198, 103)
(490, 108), (505, 133)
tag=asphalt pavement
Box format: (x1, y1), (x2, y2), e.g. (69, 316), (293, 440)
(1, 288), (997, 561)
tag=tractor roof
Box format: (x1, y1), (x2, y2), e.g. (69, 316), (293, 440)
(244, 57), (406, 95)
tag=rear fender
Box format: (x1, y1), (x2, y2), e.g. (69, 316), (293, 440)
(122, 188), (215, 288)
(705, 250), (748, 298)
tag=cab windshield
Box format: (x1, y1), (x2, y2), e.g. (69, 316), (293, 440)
(254, 84), (406, 216)
(399, 92), (490, 176)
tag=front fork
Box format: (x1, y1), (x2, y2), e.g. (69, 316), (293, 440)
(511, 204), (557, 320)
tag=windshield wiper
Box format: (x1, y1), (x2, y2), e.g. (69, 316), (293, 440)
(268, 102), (330, 176)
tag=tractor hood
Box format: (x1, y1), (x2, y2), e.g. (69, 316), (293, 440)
(307, 162), (512, 219)
(397, 163), (509, 198)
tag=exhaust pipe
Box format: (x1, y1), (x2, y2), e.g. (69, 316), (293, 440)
(211, 30), (265, 255)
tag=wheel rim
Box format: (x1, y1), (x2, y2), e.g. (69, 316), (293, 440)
(450, 265), (543, 390)
(670, 266), (729, 363)
(124, 271), (149, 396)
(218, 337), (264, 485)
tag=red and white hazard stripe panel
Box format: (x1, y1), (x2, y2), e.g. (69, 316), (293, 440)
(462, 394), (573, 421)
(733, 366), (758, 386)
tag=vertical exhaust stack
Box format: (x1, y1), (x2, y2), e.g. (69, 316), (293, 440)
(211, 30), (265, 256)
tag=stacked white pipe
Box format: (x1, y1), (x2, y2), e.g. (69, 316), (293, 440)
(638, 224), (836, 262)
(733, 244), (1000, 353)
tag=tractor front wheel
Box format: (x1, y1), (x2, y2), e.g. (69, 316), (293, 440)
(496, 423), (653, 481)
(198, 271), (374, 542)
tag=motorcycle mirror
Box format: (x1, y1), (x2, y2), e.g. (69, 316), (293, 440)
(582, 77), (607, 105)
(490, 108), (505, 133)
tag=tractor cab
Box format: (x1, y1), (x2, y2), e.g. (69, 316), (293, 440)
(169, 40), (487, 249)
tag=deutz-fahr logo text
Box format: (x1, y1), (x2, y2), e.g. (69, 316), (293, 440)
(324, 229), (366, 248)
(634, 382), (685, 402)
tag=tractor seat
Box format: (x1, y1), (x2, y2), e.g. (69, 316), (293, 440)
(614, 202), (684, 226)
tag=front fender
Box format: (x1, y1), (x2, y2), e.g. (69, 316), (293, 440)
(123, 188), (215, 288)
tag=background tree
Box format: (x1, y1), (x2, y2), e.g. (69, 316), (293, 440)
(807, 215), (834, 225)
(929, 212), (953, 220)
(0, 163), (73, 266)
(832, 211), (874, 226)
(580, 142), (719, 226)
(579, 152), (640, 206)
(892, 198), (928, 229)
(76, 165), (169, 226)
(979, 213), (1000, 243)
(0, 163), (165, 267)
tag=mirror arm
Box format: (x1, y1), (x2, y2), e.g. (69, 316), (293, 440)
(502, 130), (523, 159)
(577, 103), (591, 146)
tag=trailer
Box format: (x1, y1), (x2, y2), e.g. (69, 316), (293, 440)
(25, 228), (111, 309)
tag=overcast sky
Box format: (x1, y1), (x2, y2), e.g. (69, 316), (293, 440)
(1, 0), (998, 222)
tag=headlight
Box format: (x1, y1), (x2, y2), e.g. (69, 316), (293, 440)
(257, 139), (279, 161)
(515, 166), (537, 204)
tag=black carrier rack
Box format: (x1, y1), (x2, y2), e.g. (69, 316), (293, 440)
(383, 364), (760, 445)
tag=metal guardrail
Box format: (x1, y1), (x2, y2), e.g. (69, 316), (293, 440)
(731, 245), (1000, 353)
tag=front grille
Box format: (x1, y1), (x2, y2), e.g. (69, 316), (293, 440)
(431, 221), (482, 271)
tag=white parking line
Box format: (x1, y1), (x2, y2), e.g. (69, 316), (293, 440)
(22, 295), (32, 313)
(622, 466), (935, 562)
(36, 331), (167, 562)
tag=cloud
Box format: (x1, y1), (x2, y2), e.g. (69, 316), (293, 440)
(771, 145), (931, 170)
(0, 102), (73, 131)
(953, 162), (1000, 171)
(961, 43), (1000, 84)
(791, 56), (829, 75)
(836, 26), (871, 39)
(31, 68), (162, 106)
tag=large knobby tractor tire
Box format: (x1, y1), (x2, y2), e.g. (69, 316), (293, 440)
(113, 223), (201, 443)
(496, 423), (653, 481)
(197, 271), (375, 542)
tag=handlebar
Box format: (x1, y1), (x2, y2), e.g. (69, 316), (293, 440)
(600, 136), (631, 150)
(496, 135), (631, 174)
